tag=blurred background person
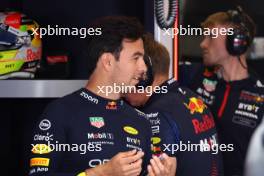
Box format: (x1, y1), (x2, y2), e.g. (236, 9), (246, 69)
(125, 33), (223, 176)
(181, 7), (264, 176)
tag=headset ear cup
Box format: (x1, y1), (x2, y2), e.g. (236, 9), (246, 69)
(146, 58), (154, 85)
(226, 8), (252, 56)
(136, 56), (154, 88)
(226, 27), (250, 56)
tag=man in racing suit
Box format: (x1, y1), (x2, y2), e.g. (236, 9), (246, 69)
(181, 8), (264, 175)
(29, 16), (176, 176)
(125, 33), (223, 176)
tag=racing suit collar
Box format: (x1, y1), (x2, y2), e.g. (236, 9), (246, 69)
(218, 76), (256, 89)
(144, 78), (180, 107)
(79, 88), (124, 109)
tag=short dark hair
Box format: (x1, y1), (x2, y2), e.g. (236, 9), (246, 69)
(143, 33), (170, 76)
(86, 16), (144, 76)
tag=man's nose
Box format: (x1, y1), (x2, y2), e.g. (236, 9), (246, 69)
(138, 56), (147, 73)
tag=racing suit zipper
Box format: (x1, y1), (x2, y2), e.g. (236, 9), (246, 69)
(217, 84), (231, 118)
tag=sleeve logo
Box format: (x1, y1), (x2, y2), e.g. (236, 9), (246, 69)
(39, 119), (51, 131)
(30, 158), (50, 167)
(123, 126), (138, 135)
(89, 117), (105, 128)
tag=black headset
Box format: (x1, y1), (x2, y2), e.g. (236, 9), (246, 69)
(226, 6), (252, 56)
(136, 55), (154, 88)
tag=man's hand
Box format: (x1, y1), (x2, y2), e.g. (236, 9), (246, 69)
(85, 149), (144, 176)
(147, 153), (177, 176)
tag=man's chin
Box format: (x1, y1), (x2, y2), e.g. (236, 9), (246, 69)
(203, 59), (214, 67)
(131, 79), (139, 86)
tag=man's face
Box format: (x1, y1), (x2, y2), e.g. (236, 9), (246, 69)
(112, 38), (147, 86)
(200, 24), (230, 66)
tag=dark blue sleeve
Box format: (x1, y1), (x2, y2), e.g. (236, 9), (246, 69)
(141, 121), (152, 176)
(159, 111), (180, 157)
(28, 101), (77, 176)
(144, 111), (180, 157)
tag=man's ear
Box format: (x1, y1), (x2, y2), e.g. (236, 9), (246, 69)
(100, 53), (115, 72)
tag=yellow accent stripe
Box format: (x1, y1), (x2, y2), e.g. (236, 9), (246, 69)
(30, 158), (50, 167)
(77, 172), (86, 176)
(0, 50), (18, 60)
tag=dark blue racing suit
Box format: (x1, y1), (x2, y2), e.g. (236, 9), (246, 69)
(142, 78), (223, 176)
(187, 66), (264, 176)
(29, 88), (152, 176)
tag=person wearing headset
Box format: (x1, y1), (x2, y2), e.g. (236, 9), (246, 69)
(125, 33), (223, 176)
(184, 7), (264, 176)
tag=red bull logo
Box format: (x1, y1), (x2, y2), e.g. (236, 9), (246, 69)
(184, 97), (206, 114)
(203, 68), (214, 77)
(192, 114), (215, 134)
(152, 146), (161, 153)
